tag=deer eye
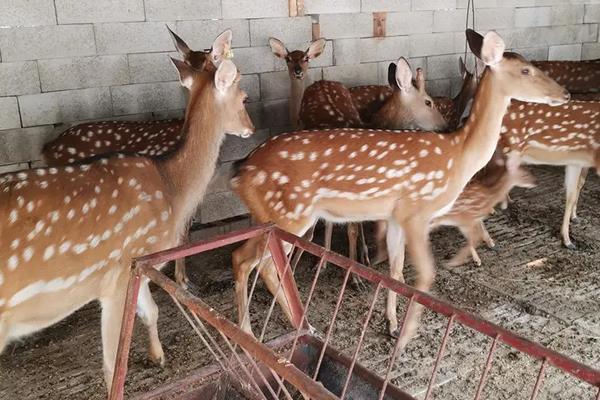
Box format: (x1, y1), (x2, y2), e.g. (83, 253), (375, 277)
(521, 68), (530, 75)
(425, 100), (432, 107)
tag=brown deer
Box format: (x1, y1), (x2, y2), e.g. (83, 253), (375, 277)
(532, 59), (600, 94)
(431, 153), (537, 267)
(41, 28), (233, 288)
(268, 37), (327, 129)
(0, 58), (254, 394)
(230, 30), (569, 347)
(498, 99), (600, 248)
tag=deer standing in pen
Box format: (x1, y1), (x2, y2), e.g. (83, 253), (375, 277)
(268, 37), (327, 129)
(41, 28), (232, 288)
(0, 57), (254, 394)
(230, 30), (569, 345)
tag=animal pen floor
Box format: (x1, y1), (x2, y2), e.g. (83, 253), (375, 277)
(1, 165), (599, 400)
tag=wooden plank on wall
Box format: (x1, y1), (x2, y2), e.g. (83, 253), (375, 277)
(312, 22), (321, 40)
(373, 12), (387, 37)
(289, 0), (304, 16)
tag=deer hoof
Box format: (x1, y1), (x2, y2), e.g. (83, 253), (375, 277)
(564, 241), (577, 250)
(352, 275), (368, 292)
(571, 216), (582, 224)
(150, 352), (165, 367)
(386, 321), (399, 339)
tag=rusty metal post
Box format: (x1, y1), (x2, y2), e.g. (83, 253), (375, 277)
(373, 12), (387, 37)
(109, 265), (143, 400)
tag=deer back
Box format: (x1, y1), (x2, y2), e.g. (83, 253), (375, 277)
(532, 60), (600, 94)
(348, 85), (393, 123)
(299, 80), (363, 129)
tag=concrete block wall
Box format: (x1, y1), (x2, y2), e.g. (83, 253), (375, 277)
(0, 0), (599, 224)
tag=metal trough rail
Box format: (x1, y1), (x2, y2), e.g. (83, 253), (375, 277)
(110, 223), (600, 400)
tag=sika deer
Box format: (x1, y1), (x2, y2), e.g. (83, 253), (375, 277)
(0, 58), (254, 394)
(498, 99), (600, 248)
(41, 29), (233, 288)
(231, 30), (569, 346)
(431, 153), (536, 267)
(532, 59), (600, 94)
(269, 37), (327, 129)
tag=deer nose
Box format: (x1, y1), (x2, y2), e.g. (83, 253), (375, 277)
(562, 90), (571, 102)
(294, 67), (303, 75)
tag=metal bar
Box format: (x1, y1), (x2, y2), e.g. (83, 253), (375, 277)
(473, 335), (499, 400)
(379, 296), (416, 400)
(109, 265), (143, 400)
(272, 228), (600, 387)
(529, 359), (547, 400)
(141, 266), (337, 400)
(135, 224), (273, 267)
(340, 282), (382, 399)
(267, 234), (306, 330)
(313, 267), (353, 381)
(424, 315), (455, 400)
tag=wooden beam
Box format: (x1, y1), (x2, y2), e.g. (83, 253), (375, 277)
(312, 22), (321, 40)
(373, 12), (387, 37)
(288, 0), (298, 17)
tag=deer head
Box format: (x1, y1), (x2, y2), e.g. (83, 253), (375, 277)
(269, 37), (326, 81)
(168, 26), (233, 72)
(372, 57), (448, 131)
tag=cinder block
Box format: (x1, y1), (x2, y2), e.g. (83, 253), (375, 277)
(409, 32), (456, 57)
(0, 62), (40, 97)
(304, 0), (360, 14)
(95, 22), (176, 55)
(387, 11), (433, 36)
(0, 98), (21, 130)
(0, 162), (31, 174)
(333, 38), (361, 65)
(585, 5), (600, 24)
(504, 25), (597, 49)
(361, 0), (410, 12)
(425, 78), (451, 98)
(145, 0), (220, 20)
(474, 8), (514, 30)
(412, 0), (456, 11)
(233, 47), (282, 74)
(55, 0), (145, 23)
(323, 63), (379, 86)
(0, 25), (95, 62)
(111, 82), (186, 115)
(359, 36), (410, 63)
(432, 10), (464, 33)
(206, 161), (235, 195)
(582, 43), (600, 60)
(241, 74), (261, 102)
(513, 47), (548, 61)
(548, 44), (582, 61)
(220, 129), (270, 162)
(175, 19), (251, 49)
(249, 17), (312, 47)
(514, 6), (584, 28)
(260, 69), (321, 101)
(19, 88), (112, 126)
(222, 0), (288, 19)
(189, 217), (251, 241)
(38, 55), (130, 92)
(0, 126), (56, 164)
(319, 13), (372, 39)
(254, 99), (289, 128)
(129, 52), (179, 84)
(200, 191), (248, 223)
(152, 109), (184, 120)
(0, 0), (56, 27)
(426, 54), (462, 80)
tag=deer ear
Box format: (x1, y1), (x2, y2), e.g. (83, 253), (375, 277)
(306, 38), (326, 60)
(395, 57), (413, 92)
(480, 31), (505, 66)
(171, 57), (194, 89)
(214, 59), (238, 94)
(387, 62), (398, 89)
(458, 57), (466, 76)
(167, 25), (191, 58)
(466, 29), (484, 60)
(269, 37), (288, 59)
(210, 29), (233, 67)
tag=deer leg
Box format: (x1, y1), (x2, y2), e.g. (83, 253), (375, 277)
(324, 221), (333, 268)
(290, 222), (315, 271)
(100, 287), (128, 393)
(397, 217), (435, 348)
(347, 223), (358, 262)
(385, 220), (406, 337)
(174, 258), (188, 288)
(373, 220), (389, 265)
(563, 165), (582, 249)
(478, 220), (495, 248)
(571, 167), (589, 222)
(0, 319), (7, 354)
(257, 258), (295, 326)
(136, 279), (164, 366)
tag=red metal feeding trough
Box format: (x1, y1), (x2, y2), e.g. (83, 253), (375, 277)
(110, 224), (600, 400)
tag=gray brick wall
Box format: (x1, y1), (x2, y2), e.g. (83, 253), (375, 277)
(1, 0), (599, 224)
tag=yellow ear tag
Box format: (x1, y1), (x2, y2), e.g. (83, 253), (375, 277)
(224, 48), (234, 59)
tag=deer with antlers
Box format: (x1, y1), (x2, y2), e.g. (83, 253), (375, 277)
(41, 28), (233, 288)
(0, 56), (254, 393)
(230, 30), (569, 346)
(268, 37), (327, 129)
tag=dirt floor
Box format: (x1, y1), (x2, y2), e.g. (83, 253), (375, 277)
(1, 165), (599, 400)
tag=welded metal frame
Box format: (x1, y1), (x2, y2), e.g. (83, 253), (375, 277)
(110, 223), (600, 400)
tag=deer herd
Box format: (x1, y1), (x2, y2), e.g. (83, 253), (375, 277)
(0, 24), (598, 395)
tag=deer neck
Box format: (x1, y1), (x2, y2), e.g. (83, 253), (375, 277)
(158, 81), (225, 234)
(289, 77), (305, 129)
(453, 69), (511, 186)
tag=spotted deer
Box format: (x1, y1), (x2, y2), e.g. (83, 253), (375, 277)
(268, 37), (327, 129)
(230, 30), (569, 347)
(0, 58), (254, 394)
(532, 59), (600, 94)
(498, 99), (599, 248)
(41, 28), (233, 288)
